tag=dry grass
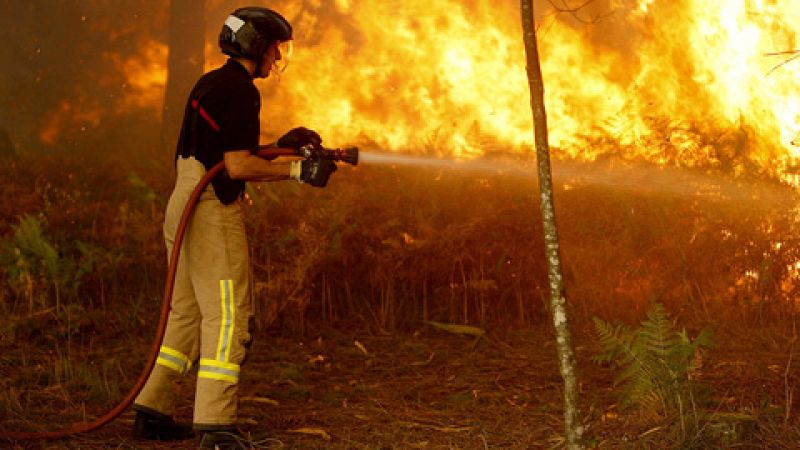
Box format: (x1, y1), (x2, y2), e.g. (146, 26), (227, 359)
(2, 152), (800, 447)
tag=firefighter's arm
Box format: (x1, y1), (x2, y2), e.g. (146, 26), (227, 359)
(224, 150), (302, 182)
(224, 126), (323, 182)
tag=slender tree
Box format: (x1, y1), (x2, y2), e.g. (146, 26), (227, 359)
(160, 0), (205, 158)
(520, 1), (584, 448)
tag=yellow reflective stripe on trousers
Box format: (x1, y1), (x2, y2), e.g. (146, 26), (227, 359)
(216, 279), (236, 362)
(198, 358), (240, 383)
(156, 346), (191, 374)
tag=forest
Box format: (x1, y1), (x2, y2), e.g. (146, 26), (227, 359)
(2, 0), (800, 448)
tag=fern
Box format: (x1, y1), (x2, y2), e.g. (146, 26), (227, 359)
(0, 215), (62, 309)
(593, 303), (713, 422)
(12, 215), (60, 281)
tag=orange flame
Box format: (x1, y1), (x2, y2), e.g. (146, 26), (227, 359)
(39, 41), (166, 146)
(113, 41), (168, 111)
(216, 2), (800, 180)
(39, 100), (102, 146)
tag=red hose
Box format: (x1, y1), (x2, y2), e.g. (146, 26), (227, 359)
(0, 148), (296, 441)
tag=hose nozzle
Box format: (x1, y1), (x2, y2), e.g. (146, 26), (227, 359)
(299, 145), (359, 166)
(327, 146), (359, 166)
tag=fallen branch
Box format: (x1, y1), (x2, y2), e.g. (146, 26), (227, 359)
(424, 321), (485, 338)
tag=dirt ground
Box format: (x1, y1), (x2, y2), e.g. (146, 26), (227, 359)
(8, 319), (800, 449)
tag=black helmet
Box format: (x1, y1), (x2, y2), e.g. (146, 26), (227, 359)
(219, 7), (292, 61)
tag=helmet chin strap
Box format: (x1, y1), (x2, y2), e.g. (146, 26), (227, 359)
(253, 57), (264, 78)
(252, 41), (274, 78)
(249, 50), (270, 79)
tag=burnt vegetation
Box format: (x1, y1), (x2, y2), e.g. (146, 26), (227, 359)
(2, 150), (800, 447)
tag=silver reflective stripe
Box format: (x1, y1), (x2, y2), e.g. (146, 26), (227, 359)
(159, 351), (187, 370)
(199, 363), (239, 379)
(219, 280), (233, 361)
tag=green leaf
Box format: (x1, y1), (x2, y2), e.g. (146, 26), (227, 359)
(592, 302), (715, 421)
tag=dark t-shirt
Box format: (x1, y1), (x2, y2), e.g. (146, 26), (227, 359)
(175, 59), (261, 205)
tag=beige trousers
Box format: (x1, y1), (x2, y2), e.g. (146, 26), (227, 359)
(135, 156), (252, 429)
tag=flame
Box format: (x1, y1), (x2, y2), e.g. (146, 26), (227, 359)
(680, 1), (800, 154)
(39, 41), (167, 145)
(221, 0), (799, 179)
(243, 1), (534, 158)
(35, 1), (800, 180)
(114, 41), (168, 111)
(75, 1), (783, 183)
(633, 0), (656, 14)
(39, 100), (101, 145)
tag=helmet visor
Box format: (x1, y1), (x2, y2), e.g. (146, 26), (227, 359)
(273, 40), (293, 73)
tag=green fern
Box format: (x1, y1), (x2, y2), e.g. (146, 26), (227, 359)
(0, 215), (62, 309)
(11, 215), (60, 282)
(593, 303), (713, 421)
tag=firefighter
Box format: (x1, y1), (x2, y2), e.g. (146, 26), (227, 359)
(131, 7), (335, 448)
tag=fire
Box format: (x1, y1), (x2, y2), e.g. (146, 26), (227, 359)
(34, 2), (800, 181)
(244, 1), (534, 158)
(683, 1), (800, 153)
(39, 100), (101, 146)
(113, 41), (168, 111)
(636, 0), (656, 14)
(240, 0), (800, 180)
(39, 41), (167, 146)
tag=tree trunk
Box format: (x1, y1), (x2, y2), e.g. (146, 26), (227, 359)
(519, 1), (584, 448)
(160, 0), (205, 158)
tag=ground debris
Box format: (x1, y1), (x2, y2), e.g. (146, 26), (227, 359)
(11, 323), (800, 448)
(289, 427), (332, 440)
(398, 420), (474, 433)
(241, 395), (279, 406)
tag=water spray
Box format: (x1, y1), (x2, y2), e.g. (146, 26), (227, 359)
(358, 150), (529, 174)
(358, 150), (798, 207)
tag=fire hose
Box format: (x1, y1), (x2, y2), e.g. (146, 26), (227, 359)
(0, 145), (358, 441)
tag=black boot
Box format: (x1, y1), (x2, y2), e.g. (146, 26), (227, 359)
(199, 428), (250, 449)
(132, 407), (195, 441)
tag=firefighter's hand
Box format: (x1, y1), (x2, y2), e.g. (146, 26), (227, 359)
(277, 127), (322, 150)
(300, 158), (337, 187)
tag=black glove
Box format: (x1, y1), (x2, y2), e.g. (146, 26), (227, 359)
(300, 158), (337, 187)
(277, 127), (322, 150)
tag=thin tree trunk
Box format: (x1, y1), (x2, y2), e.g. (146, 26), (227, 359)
(160, 0), (205, 157)
(519, 1), (584, 448)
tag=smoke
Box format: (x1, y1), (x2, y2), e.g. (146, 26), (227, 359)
(0, 1), (168, 154)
